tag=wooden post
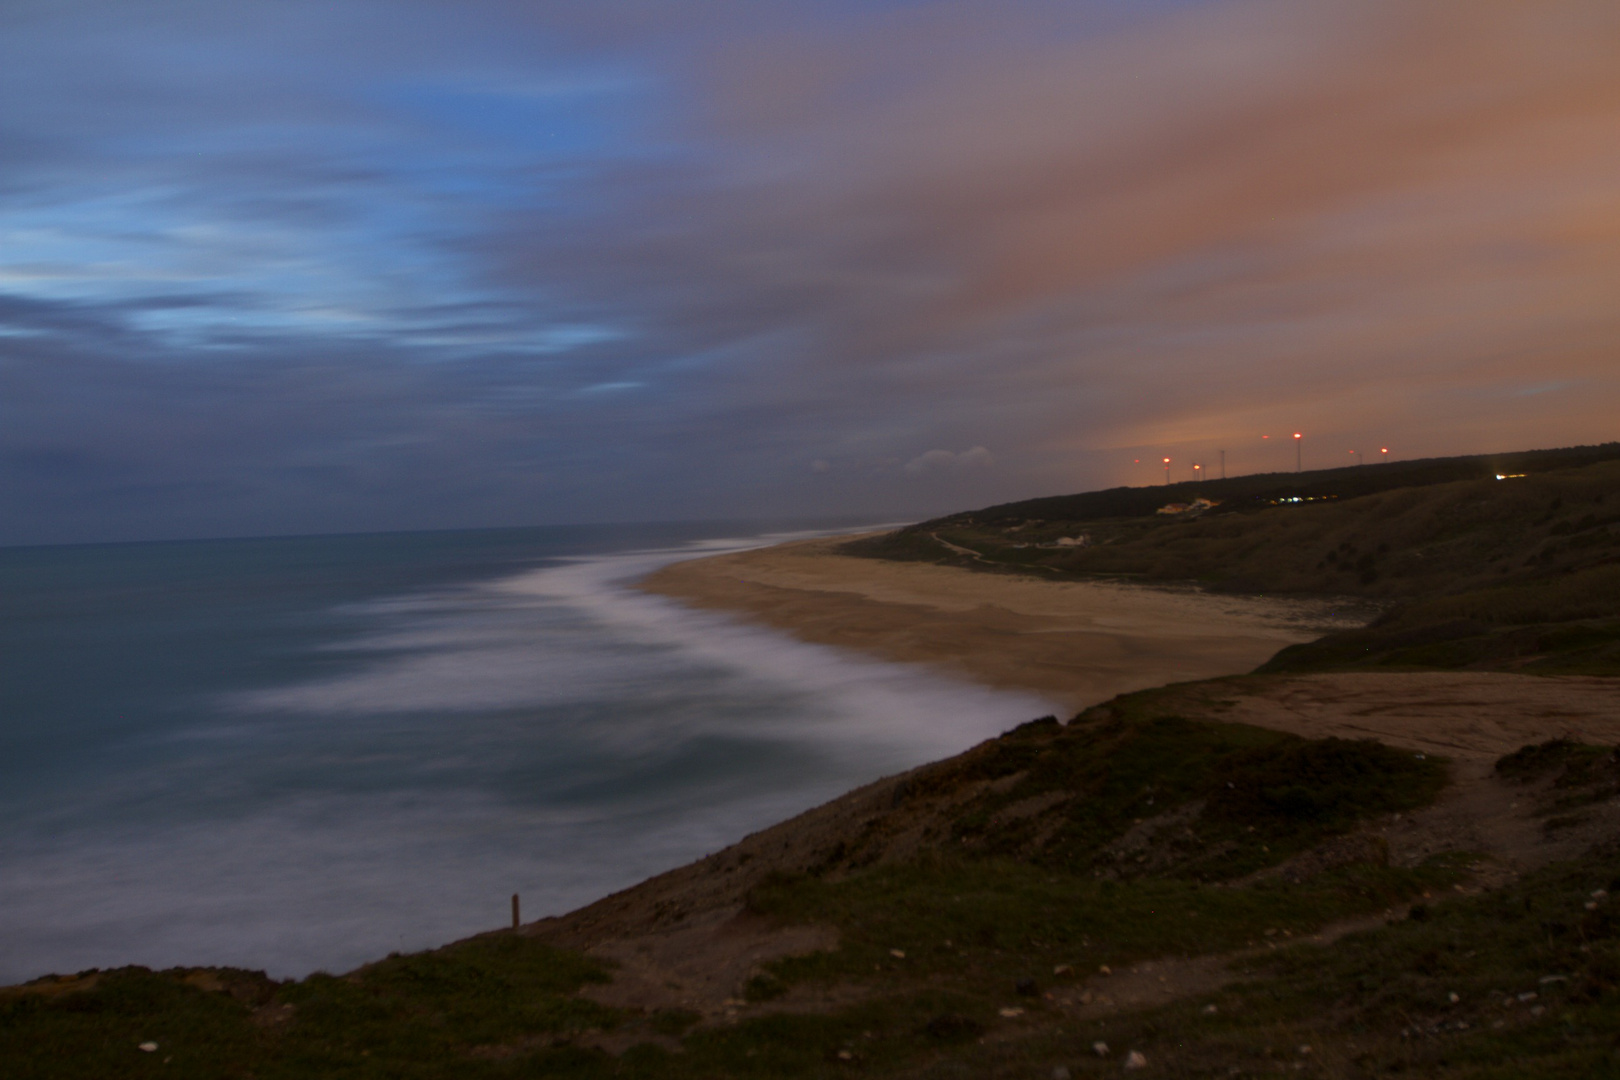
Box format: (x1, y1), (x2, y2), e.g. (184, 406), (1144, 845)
(511, 893), (520, 930)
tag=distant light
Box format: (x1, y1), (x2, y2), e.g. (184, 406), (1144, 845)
(1163, 457), (1171, 463)
(1293, 432), (1302, 440)
(1496, 473), (1527, 480)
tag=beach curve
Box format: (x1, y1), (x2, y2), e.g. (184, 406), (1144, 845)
(637, 532), (1356, 713)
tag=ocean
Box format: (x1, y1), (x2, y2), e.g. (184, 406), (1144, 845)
(0, 523), (1055, 985)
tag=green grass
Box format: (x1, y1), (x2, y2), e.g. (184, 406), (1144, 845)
(1034, 844), (1620, 1078)
(1494, 739), (1620, 819)
(748, 857), (1461, 987)
(908, 710), (1446, 883)
(0, 937), (620, 1080)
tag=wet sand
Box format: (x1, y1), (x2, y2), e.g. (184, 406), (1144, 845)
(640, 534), (1359, 713)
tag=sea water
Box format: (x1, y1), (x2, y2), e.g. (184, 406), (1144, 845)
(0, 524), (1056, 985)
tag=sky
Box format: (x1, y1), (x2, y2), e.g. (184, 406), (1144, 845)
(3, 0), (1619, 544)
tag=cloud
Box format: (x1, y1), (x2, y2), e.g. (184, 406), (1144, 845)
(903, 446), (995, 476)
(480, 0), (1620, 485)
(4, 0), (1620, 542)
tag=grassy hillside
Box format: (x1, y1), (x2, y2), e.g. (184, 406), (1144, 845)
(935, 443), (1620, 530)
(6, 687), (1620, 1078)
(846, 446), (1620, 675)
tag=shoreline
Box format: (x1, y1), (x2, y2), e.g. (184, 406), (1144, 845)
(638, 532), (1357, 713)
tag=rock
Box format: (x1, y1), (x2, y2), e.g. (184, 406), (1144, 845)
(1052, 1068), (1072, 1080)
(1124, 1049), (1148, 1069)
(1448, 992), (1460, 1003)
(1092, 1041), (1110, 1056)
(998, 1007), (1025, 1018)
(1053, 964), (1073, 976)
(1201, 1004), (1218, 1014)
(889, 948), (906, 959)
(1098, 964), (1112, 975)
(138, 1042), (158, 1053)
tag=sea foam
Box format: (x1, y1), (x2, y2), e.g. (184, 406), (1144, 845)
(0, 529), (1055, 984)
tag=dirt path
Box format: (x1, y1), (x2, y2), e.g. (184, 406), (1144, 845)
(1046, 910), (1392, 1020)
(579, 909), (837, 1017)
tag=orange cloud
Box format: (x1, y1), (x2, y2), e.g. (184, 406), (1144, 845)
(691, 0), (1620, 485)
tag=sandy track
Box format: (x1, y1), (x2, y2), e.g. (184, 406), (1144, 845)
(1165, 671), (1620, 763)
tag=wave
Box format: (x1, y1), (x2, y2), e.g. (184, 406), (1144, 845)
(0, 529), (1056, 984)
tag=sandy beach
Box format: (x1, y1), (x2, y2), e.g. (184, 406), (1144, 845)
(640, 533), (1359, 713)
(642, 532), (1620, 760)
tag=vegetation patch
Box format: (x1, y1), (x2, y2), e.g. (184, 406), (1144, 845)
(747, 857), (1458, 991)
(1059, 844), (1620, 1079)
(915, 709), (1445, 882)
(0, 936), (620, 1080)
(1496, 739), (1620, 818)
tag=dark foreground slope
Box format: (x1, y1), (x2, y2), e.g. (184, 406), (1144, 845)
(8, 677), (1620, 1079)
(847, 445), (1620, 675)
